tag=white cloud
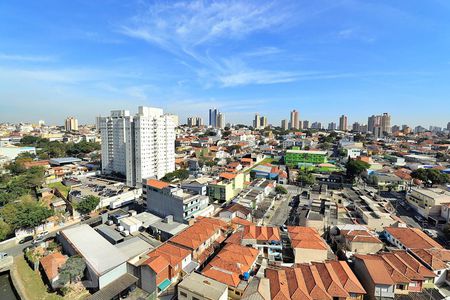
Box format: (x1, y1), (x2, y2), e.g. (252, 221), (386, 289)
(118, 0), (299, 87)
(0, 53), (56, 62)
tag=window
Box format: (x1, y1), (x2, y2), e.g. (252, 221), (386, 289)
(179, 291), (187, 298)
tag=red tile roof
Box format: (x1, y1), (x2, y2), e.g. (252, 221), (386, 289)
(354, 254), (396, 285)
(288, 226), (328, 250)
(202, 243), (259, 287)
(384, 227), (443, 250)
(169, 217), (227, 251)
(219, 172), (237, 180)
(146, 179), (170, 189)
(40, 252), (67, 281)
(243, 225), (281, 241)
(147, 243), (190, 269)
(266, 261), (365, 300)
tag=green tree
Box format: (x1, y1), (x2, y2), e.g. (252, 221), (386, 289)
(0, 220), (11, 241)
(76, 195), (100, 215)
(411, 169), (449, 187)
(319, 142), (332, 150)
(58, 256), (86, 285)
(161, 169), (189, 182)
(275, 185), (288, 194)
(0, 201), (53, 230)
(346, 159), (370, 181)
(297, 170), (315, 186)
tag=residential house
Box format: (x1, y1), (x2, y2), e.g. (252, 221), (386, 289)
(39, 252), (68, 290)
(287, 226), (328, 263)
(169, 217), (228, 265)
(207, 172), (248, 203)
(140, 242), (193, 297)
(241, 225), (282, 261)
(353, 251), (436, 299)
(202, 243), (259, 300)
(266, 260), (366, 300)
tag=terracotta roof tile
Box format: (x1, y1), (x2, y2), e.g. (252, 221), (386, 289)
(384, 227), (443, 249)
(146, 179), (170, 189)
(243, 225), (281, 241)
(40, 252), (67, 281)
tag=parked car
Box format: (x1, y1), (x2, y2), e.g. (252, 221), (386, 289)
(32, 237), (45, 245)
(36, 231), (49, 239)
(19, 236), (33, 244)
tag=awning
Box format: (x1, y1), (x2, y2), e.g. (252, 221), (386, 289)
(86, 273), (138, 300)
(158, 279), (171, 292)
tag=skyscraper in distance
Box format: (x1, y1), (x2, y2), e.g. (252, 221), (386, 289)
(260, 116), (267, 128)
(65, 116), (78, 132)
(217, 113), (225, 129)
(281, 119), (288, 131)
(339, 115), (348, 131)
(290, 110), (299, 130)
(381, 113), (391, 134)
(209, 108), (218, 128)
(254, 113), (260, 129)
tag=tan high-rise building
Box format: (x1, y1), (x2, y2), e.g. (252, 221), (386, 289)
(254, 113), (260, 129)
(281, 119), (288, 130)
(381, 113), (391, 134)
(65, 116), (78, 132)
(290, 110), (299, 130)
(217, 113), (225, 129)
(339, 115), (348, 131)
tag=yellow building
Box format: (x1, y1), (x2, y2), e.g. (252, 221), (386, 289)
(207, 172), (248, 203)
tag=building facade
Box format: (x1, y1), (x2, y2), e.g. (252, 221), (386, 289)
(284, 148), (328, 167)
(99, 106), (175, 187)
(65, 116), (78, 132)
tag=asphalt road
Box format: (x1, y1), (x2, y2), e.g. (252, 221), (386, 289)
(2, 216), (102, 257)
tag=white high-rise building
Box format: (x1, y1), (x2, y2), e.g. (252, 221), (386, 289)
(100, 106), (175, 187)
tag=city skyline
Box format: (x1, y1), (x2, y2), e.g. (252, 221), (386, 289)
(1, 1), (450, 126)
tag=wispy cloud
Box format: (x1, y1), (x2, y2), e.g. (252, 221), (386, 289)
(0, 53), (57, 62)
(118, 0), (300, 87)
(336, 28), (376, 43)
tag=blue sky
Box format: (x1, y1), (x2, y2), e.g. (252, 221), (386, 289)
(0, 0), (450, 127)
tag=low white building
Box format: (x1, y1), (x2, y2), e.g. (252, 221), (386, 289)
(178, 272), (228, 300)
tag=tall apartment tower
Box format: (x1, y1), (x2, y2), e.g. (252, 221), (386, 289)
(339, 115), (348, 131)
(290, 110), (299, 130)
(260, 116), (267, 129)
(302, 120), (310, 129)
(381, 113), (391, 134)
(100, 106), (175, 187)
(281, 119), (288, 131)
(254, 113), (260, 129)
(209, 108), (218, 128)
(328, 122), (336, 131)
(217, 113), (225, 129)
(65, 116), (79, 132)
(447, 122), (450, 131)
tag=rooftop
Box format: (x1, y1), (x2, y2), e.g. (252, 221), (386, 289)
(384, 227), (443, 250)
(178, 272), (228, 300)
(61, 224), (128, 275)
